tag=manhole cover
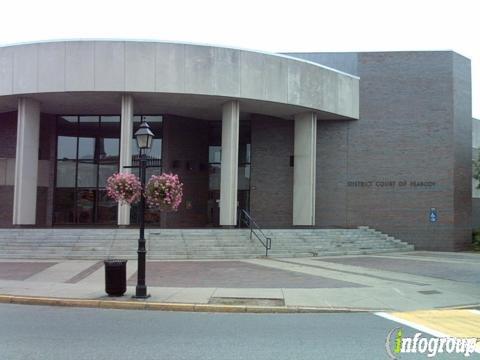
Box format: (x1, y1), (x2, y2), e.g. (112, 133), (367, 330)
(418, 290), (442, 295)
(208, 297), (285, 306)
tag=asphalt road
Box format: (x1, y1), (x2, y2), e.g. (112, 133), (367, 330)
(0, 304), (466, 360)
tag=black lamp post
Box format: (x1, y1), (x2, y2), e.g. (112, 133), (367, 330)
(132, 117), (154, 299)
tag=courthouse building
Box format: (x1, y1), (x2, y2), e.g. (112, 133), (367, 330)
(0, 40), (472, 250)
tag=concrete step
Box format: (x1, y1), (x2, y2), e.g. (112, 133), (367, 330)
(0, 227), (413, 259)
(0, 243), (408, 253)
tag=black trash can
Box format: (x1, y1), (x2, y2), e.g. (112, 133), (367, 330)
(104, 259), (127, 296)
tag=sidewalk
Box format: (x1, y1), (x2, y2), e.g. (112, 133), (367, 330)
(0, 251), (479, 313)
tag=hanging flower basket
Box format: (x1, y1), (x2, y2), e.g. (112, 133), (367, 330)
(145, 173), (183, 212)
(106, 173), (142, 205)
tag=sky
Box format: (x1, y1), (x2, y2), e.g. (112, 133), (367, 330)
(0, 0), (477, 118)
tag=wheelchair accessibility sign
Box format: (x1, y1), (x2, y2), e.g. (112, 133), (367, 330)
(429, 208), (438, 223)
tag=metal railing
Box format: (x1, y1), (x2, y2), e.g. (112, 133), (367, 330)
(238, 208), (272, 257)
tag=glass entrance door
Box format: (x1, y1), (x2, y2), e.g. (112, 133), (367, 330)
(54, 116), (120, 225)
(54, 115), (163, 226)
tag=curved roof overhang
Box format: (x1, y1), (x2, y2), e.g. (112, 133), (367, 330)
(0, 40), (359, 120)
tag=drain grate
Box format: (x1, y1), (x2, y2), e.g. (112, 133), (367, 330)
(208, 297), (285, 306)
(418, 290), (442, 295)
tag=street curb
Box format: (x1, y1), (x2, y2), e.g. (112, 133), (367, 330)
(0, 294), (382, 314)
(436, 303), (480, 310)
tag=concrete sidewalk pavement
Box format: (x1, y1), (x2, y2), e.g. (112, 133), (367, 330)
(0, 251), (479, 313)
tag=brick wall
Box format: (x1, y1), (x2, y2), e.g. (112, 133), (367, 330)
(0, 112), (17, 157)
(250, 115), (294, 227)
(162, 115), (209, 228)
(316, 120), (349, 227)
(0, 111), (16, 226)
(347, 52), (470, 250)
(291, 51), (472, 250)
(452, 53), (473, 249)
(0, 111), (55, 227)
(0, 186), (13, 226)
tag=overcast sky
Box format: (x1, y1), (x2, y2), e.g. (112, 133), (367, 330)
(0, 0), (477, 118)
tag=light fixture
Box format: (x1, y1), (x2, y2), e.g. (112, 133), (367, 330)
(134, 118), (154, 150)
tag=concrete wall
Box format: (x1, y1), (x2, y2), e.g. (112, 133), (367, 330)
(290, 51), (472, 250)
(0, 41), (359, 119)
(285, 52), (359, 76)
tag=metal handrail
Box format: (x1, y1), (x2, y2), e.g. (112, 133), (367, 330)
(238, 208), (272, 257)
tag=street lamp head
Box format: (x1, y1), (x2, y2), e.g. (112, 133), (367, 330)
(134, 119), (154, 150)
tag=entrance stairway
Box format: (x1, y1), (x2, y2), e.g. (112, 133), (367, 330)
(0, 227), (413, 260)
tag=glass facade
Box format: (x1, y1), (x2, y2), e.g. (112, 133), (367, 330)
(54, 115), (120, 225)
(54, 115), (249, 227)
(54, 115), (163, 225)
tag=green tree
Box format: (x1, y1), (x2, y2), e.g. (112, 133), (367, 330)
(473, 154), (480, 250)
(474, 152), (480, 188)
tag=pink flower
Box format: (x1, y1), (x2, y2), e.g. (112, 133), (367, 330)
(106, 173), (142, 205)
(145, 173), (183, 211)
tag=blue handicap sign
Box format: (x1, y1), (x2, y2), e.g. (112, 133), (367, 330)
(429, 208), (438, 223)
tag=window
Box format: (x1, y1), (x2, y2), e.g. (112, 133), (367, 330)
(54, 115), (120, 225)
(55, 115), (164, 225)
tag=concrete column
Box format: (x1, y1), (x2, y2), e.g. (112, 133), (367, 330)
(117, 94), (134, 226)
(293, 112), (317, 226)
(13, 98), (41, 225)
(220, 100), (240, 226)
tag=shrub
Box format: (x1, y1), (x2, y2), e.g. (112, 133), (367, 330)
(472, 229), (480, 251)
